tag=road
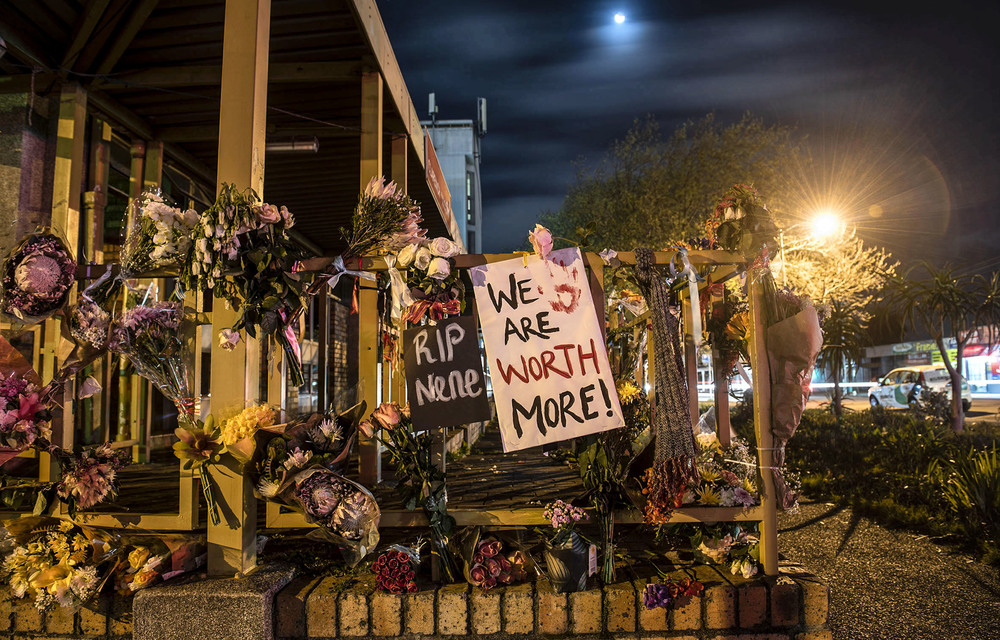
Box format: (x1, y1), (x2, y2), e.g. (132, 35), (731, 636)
(805, 394), (1000, 422)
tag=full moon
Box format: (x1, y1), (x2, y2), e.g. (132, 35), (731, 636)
(614, 12), (626, 24)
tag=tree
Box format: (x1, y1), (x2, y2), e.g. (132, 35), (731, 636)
(885, 265), (1000, 432)
(780, 226), (898, 319)
(542, 113), (805, 250)
(816, 300), (869, 418)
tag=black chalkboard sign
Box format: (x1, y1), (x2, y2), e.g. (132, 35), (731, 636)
(403, 316), (491, 429)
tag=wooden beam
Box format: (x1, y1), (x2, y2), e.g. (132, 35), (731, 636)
(106, 61), (362, 88)
(70, 0), (130, 73)
(346, 0), (423, 166)
(208, 0), (271, 578)
(52, 83), (88, 258)
(154, 124), (359, 143)
(360, 70), (383, 189)
(93, 0), (161, 76)
(61, 0), (113, 69)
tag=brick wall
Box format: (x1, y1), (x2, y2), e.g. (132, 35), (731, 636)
(1, 561), (829, 640)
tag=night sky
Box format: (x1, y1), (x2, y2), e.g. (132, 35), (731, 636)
(379, 1), (999, 270)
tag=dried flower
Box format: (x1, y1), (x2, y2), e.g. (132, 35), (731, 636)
(528, 224), (553, 260)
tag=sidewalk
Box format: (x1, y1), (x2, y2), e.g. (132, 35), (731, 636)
(777, 501), (1000, 640)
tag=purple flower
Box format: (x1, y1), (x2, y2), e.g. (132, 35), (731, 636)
(642, 582), (673, 610)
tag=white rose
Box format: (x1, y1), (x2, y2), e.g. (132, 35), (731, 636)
(413, 247), (432, 270)
(397, 243), (420, 268)
(426, 257), (451, 280)
(429, 237), (460, 258)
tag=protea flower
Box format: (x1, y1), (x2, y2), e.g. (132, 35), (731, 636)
(172, 426), (221, 465)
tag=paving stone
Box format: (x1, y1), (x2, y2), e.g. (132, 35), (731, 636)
(769, 576), (801, 627)
(305, 576), (339, 638)
(738, 582), (767, 628)
(536, 578), (568, 635)
(569, 586), (603, 633)
(133, 563), (294, 640)
(470, 587), (501, 635)
(13, 598), (43, 633)
(0, 596), (11, 633)
(795, 631), (834, 640)
(796, 576), (829, 626)
(502, 581), (534, 634)
(45, 607), (76, 635)
(338, 586), (371, 637)
(436, 583), (468, 635)
(704, 584), (737, 629)
(604, 580), (636, 633)
(275, 575), (322, 640)
(671, 592), (703, 631)
(80, 599), (109, 636)
(404, 589), (435, 635)
(371, 591), (402, 637)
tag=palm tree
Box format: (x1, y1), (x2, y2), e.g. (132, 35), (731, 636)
(885, 265), (1000, 432)
(816, 300), (868, 418)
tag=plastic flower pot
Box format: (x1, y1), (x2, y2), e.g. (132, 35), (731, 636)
(543, 531), (588, 593)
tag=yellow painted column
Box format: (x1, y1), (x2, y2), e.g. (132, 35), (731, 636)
(358, 70), (384, 485)
(748, 275), (778, 576)
(389, 134), (408, 403)
(208, 0), (271, 577)
(682, 298), (700, 431)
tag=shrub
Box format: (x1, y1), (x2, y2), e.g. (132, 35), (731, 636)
(934, 446), (1000, 549)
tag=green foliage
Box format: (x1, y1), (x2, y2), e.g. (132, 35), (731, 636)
(542, 113), (804, 251)
(816, 299), (869, 417)
(761, 406), (1000, 563)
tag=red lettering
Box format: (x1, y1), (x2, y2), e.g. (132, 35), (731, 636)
(527, 356), (543, 380)
(541, 350), (571, 379)
(553, 344), (576, 376)
(578, 339), (600, 376)
(495, 357), (530, 384)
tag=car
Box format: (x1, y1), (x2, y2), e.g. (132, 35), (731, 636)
(868, 365), (972, 411)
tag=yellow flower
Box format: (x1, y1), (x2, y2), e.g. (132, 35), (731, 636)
(698, 466), (720, 483)
(742, 477), (757, 494)
(696, 486), (722, 505)
(616, 380), (642, 405)
(129, 547), (150, 571)
(58, 520), (75, 533)
(220, 404), (275, 445)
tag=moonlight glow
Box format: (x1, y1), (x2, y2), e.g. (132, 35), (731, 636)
(614, 12), (626, 24)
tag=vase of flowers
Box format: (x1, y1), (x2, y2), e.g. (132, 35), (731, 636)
(541, 500), (589, 593)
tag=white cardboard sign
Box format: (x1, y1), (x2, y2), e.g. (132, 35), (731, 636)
(470, 248), (625, 451)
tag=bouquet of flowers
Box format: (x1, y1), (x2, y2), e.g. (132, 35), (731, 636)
(109, 300), (189, 406)
(173, 414), (223, 526)
(642, 576), (705, 610)
(0, 230), (77, 324)
(681, 432), (759, 508)
(183, 183), (307, 387)
(459, 531), (529, 591)
(69, 300), (111, 351)
(0, 371), (52, 452)
(360, 402), (458, 581)
(396, 236), (465, 324)
(539, 499), (589, 593)
(691, 522), (761, 578)
(543, 499), (588, 546)
(372, 546), (419, 593)
(340, 176), (425, 260)
(120, 190), (199, 276)
(56, 444), (131, 518)
(283, 467), (380, 562)
(1, 517), (119, 611)
(111, 534), (206, 594)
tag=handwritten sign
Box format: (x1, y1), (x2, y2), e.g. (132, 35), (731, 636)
(403, 316), (491, 429)
(470, 248), (624, 451)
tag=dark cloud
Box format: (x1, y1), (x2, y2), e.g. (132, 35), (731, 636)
(379, 1), (1000, 265)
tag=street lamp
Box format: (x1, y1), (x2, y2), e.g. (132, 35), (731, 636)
(778, 210), (842, 286)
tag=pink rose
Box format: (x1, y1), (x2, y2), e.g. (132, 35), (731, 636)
(528, 224), (553, 260)
(372, 403), (402, 430)
(469, 564), (487, 585)
(218, 328), (241, 352)
(485, 557), (501, 577)
(280, 205), (295, 228)
(482, 577), (497, 590)
(258, 203), (281, 225)
(358, 420), (375, 439)
(473, 552), (485, 565)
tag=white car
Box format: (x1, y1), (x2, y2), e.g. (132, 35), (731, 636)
(868, 365), (972, 411)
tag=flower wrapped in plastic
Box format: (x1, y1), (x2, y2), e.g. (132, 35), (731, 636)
(109, 300), (190, 406)
(372, 545), (419, 593)
(278, 467), (380, 565)
(1, 517), (120, 612)
(677, 433), (759, 508)
(120, 190), (199, 277)
(111, 533), (206, 595)
(56, 444), (131, 519)
(457, 527), (529, 591)
(395, 236), (465, 325)
(0, 229), (77, 325)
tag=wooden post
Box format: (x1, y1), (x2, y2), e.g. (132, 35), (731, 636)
(712, 293), (732, 446)
(682, 297), (700, 430)
(748, 275), (778, 576)
(358, 70), (384, 485)
(389, 135), (408, 404)
(86, 119), (112, 443)
(208, 0), (271, 577)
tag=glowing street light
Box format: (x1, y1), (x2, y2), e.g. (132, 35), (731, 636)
(614, 12), (626, 24)
(779, 210), (842, 286)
